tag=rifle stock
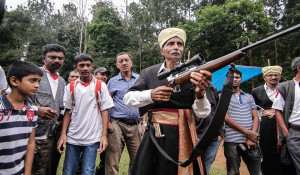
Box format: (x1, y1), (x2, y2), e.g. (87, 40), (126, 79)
(166, 23), (300, 87)
(168, 51), (245, 87)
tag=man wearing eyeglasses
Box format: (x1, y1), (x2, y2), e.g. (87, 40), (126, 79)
(27, 44), (66, 175)
(251, 65), (284, 175)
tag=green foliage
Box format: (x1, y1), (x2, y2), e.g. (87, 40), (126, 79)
(1, 0), (299, 87)
(0, 8), (31, 69)
(186, 0), (274, 60)
(88, 7), (129, 76)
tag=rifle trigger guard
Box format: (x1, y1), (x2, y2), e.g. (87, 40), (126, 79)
(173, 85), (181, 93)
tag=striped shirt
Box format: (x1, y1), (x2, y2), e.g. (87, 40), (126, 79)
(0, 94), (38, 175)
(224, 90), (257, 143)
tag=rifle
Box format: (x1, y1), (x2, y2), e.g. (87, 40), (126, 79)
(158, 24), (300, 88)
(148, 24), (300, 168)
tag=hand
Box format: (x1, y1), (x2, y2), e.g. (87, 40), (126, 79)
(151, 86), (173, 102)
(38, 106), (58, 119)
(283, 130), (289, 137)
(246, 138), (257, 149)
(246, 130), (259, 143)
(108, 121), (112, 129)
(217, 136), (223, 142)
(57, 134), (67, 154)
(190, 70), (212, 99)
(98, 136), (108, 153)
(141, 122), (148, 130)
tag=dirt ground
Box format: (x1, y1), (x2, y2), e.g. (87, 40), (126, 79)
(212, 142), (250, 175)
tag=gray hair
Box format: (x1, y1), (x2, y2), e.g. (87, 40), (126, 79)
(291, 57), (300, 74)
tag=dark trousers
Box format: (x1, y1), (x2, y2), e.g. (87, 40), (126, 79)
(259, 116), (283, 175)
(224, 142), (262, 175)
(287, 128), (300, 175)
(46, 126), (62, 175)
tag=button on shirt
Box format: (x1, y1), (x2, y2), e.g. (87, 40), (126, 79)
(123, 62), (211, 118)
(108, 72), (140, 121)
(224, 90), (257, 143)
(272, 79), (300, 125)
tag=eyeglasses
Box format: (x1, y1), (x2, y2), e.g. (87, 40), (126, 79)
(48, 56), (64, 60)
(265, 74), (280, 77)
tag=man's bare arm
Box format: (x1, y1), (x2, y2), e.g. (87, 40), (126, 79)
(224, 111), (259, 143)
(275, 109), (289, 136)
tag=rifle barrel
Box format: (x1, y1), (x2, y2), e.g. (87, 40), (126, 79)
(169, 24), (300, 87)
(240, 24), (300, 52)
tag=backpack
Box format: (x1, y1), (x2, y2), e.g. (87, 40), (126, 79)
(70, 79), (102, 110)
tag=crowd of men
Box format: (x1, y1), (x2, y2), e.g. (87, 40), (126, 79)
(0, 27), (300, 175)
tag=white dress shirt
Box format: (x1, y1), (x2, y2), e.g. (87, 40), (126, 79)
(124, 62), (211, 118)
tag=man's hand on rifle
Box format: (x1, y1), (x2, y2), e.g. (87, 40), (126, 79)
(151, 86), (173, 102)
(190, 70), (212, 99)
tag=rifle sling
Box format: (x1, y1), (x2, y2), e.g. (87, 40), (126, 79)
(148, 66), (235, 168)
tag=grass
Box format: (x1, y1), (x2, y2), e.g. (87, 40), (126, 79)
(56, 147), (226, 175)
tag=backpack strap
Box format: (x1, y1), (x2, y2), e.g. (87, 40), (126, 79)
(95, 80), (102, 101)
(70, 80), (76, 101)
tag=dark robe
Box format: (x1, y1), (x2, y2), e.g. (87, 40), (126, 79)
(251, 85), (287, 175)
(128, 63), (202, 175)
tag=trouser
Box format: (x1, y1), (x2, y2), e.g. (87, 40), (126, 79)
(32, 137), (54, 175)
(201, 140), (221, 174)
(63, 142), (99, 175)
(46, 127), (62, 175)
(105, 118), (141, 175)
(287, 128), (300, 175)
(224, 142), (262, 175)
(259, 116), (284, 175)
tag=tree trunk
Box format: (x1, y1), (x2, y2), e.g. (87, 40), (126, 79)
(83, 21), (88, 53)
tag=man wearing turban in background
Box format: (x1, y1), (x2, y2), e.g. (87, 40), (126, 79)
(251, 66), (288, 175)
(124, 28), (212, 175)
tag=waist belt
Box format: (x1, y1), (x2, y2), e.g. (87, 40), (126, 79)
(150, 108), (204, 175)
(290, 124), (300, 131)
(111, 117), (139, 125)
(262, 109), (275, 118)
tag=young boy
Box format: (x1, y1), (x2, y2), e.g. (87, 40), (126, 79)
(57, 53), (114, 175)
(0, 61), (43, 175)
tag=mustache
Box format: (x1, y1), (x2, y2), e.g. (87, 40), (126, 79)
(170, 50), (181, 55)
(51, 62), (62, 69)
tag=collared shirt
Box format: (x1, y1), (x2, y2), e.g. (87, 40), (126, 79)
(224, 90), (257, 143)
(272, 78), (300, 125)
(108, 71), (140, 121)
(64, 76), (114, 145)
(0, 94), (38, 175)
(43, 66), (59, 99)
(264, 83), (277, 102)
(123, 62), (211, 118)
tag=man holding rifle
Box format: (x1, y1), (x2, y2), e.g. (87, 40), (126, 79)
(124, 28), (212, 175)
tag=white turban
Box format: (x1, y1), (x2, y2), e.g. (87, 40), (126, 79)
(262, 66), (282, 76)
(158, 28), (186, 48)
